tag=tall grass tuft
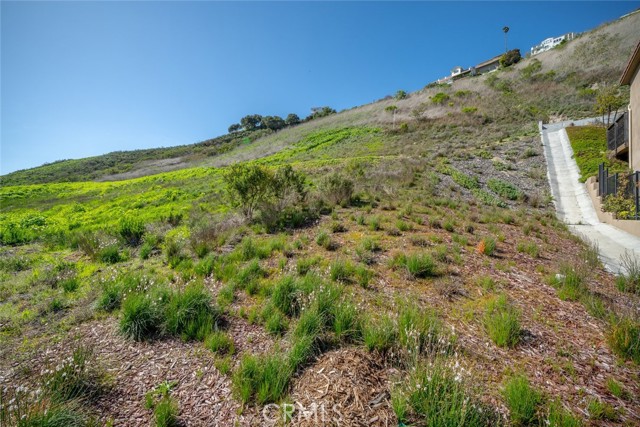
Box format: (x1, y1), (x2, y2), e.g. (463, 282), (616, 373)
(393, 358), (501, 426)
(503, 375), (542, 426)
(483, 294), (521, 348)
(164, 283), (220, 341)
(120, 293), (163, 341)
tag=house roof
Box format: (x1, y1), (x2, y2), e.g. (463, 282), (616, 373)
(475, 54), (503, 69)
(621, 39), (640, 85)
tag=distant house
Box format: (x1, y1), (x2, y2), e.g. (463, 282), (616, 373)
(530, 33), (575, 56)
(472, 54), (503, 75)
(433, 55), (503, 85)
(620, 40), (640, 171)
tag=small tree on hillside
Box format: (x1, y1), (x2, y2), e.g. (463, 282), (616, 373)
(228, 123), (241, 133)
(223, 164), (272, 221)
(223, 164), (308, 222)
(595, 84), (626, 126)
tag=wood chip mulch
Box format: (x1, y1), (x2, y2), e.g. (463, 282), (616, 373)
(287, 348), (396, 427)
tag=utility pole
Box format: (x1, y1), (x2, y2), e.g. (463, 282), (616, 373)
(503, 26), (510, 53)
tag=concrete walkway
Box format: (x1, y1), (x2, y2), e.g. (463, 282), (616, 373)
(540, 119), (640, 274)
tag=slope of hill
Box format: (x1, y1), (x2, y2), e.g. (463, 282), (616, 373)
(1, 11), (639, 427)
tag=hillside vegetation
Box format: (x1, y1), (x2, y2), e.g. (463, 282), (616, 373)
(1, 11), (640, 427)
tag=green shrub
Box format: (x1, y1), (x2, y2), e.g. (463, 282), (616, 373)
(483, 294), (521, 348)
(271, 276), (302, 317)
(431, 92), (450, 105)
(488, 179), (524, 201)
(503, 375), (542, 426)
(288, 333), (317, 373)
(321, 172), (354, 206)
(205, 331), (235, 355)
(395, 90), (407, 100)
(154, 397), (179, 427)
(461, 106), (478, 113)
(120, 293), (163, 341)
(165, 284), (220, 341)
(119, 216), (146, 246)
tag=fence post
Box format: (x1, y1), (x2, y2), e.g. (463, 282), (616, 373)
(598, 163), (603, 196)
(633, 171), (640, 219)
(614, 173), (618, 196)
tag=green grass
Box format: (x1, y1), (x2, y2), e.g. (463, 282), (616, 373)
(363, 314), (397, 353)
(271, 276), (302, 317)
(42, 345), (103, 403)
(608, 317), (640, 364)
(164, 283), (220, 341)
(392, 252), (437, 279)
(483, 294), (521, 348)
(119, 293), (163, 341)
(565, 126), (628, 182)
(393, 358), (501, 426)
(547, 401), (583, 427)
(205, 331), (235, 355)
(587, 398), (618, 421)
(329, 258), (355, 282)
(503, 375), (542, 426)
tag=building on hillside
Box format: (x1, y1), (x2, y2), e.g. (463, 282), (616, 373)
(620, 40), (640, 171)
(433, 55), (503, 85)
(530, 33), (575, 56)
(472, 54), (502, 75)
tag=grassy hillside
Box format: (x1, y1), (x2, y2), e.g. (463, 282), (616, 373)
(1, 11), (639, 427)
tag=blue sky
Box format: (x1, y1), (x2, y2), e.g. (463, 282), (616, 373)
(2, 1), (639, 175)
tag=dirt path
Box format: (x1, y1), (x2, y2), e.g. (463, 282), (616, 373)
(540, 119), (640, 274)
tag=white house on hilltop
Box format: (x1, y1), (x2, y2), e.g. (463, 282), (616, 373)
(530, 33), (575, 56)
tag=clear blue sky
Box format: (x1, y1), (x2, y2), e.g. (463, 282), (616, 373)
(2, 1), (639, 175)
